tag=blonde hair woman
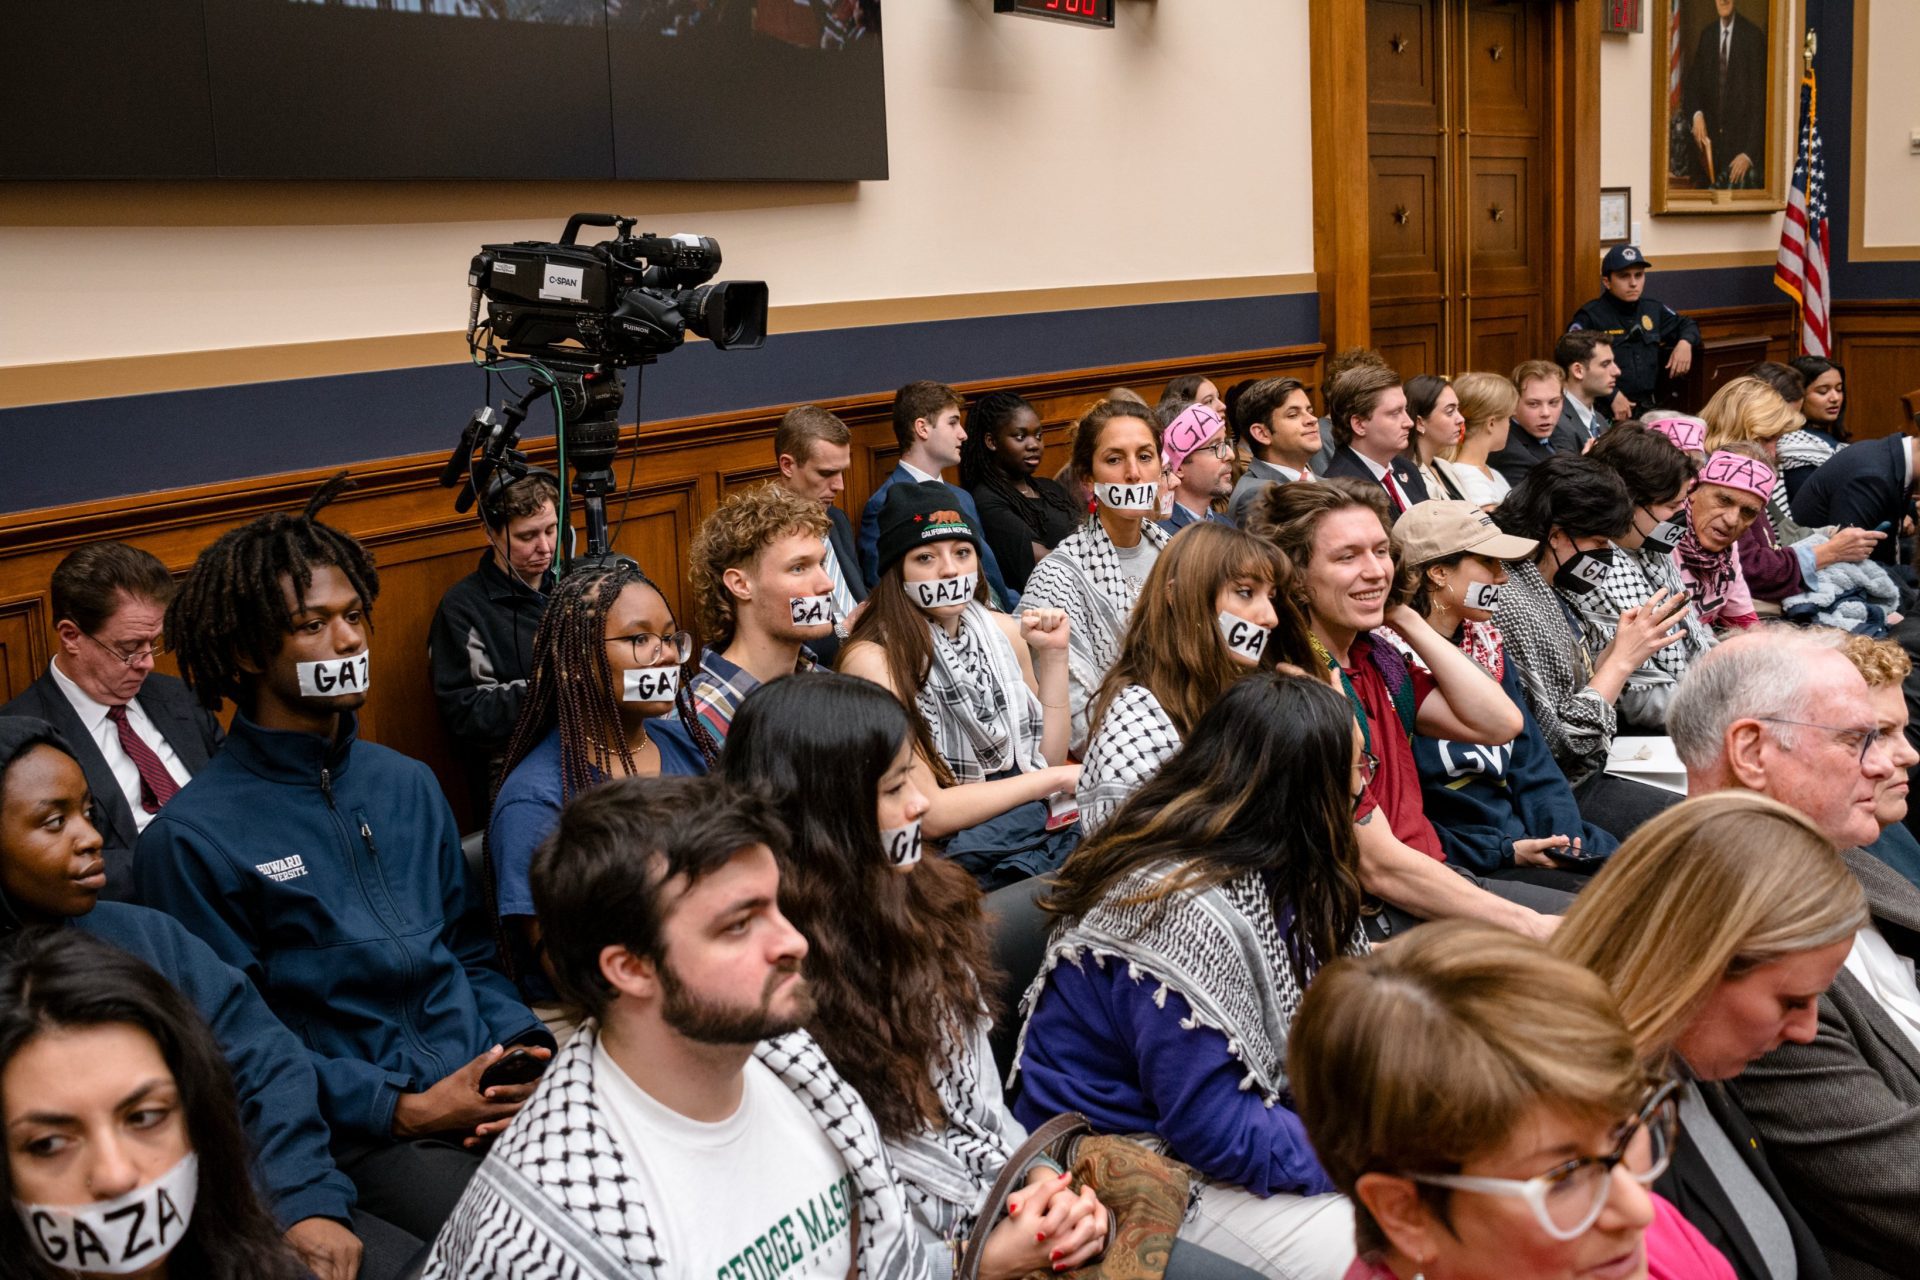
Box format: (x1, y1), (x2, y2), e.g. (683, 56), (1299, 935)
(1554, 792), (1867, 1280)
(1442, 372), (1519, 510)
(1290, 920), (1736, 1280)
(1700, 377), (1803, 458)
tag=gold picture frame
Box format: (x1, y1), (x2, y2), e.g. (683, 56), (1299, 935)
(1650, 0), (1795, 214)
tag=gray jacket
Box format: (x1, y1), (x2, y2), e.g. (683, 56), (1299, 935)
(1726, 846), (1920, 1280)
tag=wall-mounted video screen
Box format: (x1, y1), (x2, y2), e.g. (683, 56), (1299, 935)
(1, 1), (886, 181)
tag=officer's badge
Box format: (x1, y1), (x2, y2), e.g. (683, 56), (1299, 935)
(1641, 314), (1654, 331)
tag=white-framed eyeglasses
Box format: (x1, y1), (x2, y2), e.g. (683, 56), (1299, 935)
(1403, 1078), (1679, 1241)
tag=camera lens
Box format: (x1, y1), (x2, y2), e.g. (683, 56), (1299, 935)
(686, 281), (769, 351)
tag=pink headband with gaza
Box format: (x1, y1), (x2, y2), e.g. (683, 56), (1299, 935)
(1162, 403), (1225, 471)
(1643, 412), (1707, 455)
(1699, 450), (1778, 502)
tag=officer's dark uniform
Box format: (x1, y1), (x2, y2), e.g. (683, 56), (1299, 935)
(1567, 245), (1700, 413)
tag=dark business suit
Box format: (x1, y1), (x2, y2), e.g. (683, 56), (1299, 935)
(811, 505), (867, 667)
(1683, 12), (1768, 187)
(1790, 435), (1914, 567)
(1727, 847), (1920, 1279)
(1656, 1078), (1830, 1280)
(1487, 406), (1584, 488)
(1, 671), (222, 901)
(1323, 446), (1430, 518)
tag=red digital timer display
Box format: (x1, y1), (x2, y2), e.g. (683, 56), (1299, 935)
(993, 0), (1115, 29)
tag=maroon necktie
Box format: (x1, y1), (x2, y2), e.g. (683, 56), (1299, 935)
(105, 704), (180, 814)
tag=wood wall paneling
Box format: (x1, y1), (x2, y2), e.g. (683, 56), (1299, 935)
(0, 345), (1323, 822)
(1832, 303), (1920, 439)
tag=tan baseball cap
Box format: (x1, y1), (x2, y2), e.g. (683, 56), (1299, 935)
(1394, 500), (1539, 566)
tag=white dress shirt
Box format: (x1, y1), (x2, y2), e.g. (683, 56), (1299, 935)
(47, 657), (191, 832)
(1567, 394), (1600, 441)
(1354, 451), (1414, 511)
(900, 460), (939, 485)
(1843, 923), (1920, 1057)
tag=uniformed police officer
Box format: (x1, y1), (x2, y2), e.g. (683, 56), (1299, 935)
(1567, 245), (1700, 416)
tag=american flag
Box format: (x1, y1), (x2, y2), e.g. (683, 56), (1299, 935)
(1775, 63), (1831, 357)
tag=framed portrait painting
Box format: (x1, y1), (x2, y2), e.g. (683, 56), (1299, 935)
(1651, 0), (1797, 213)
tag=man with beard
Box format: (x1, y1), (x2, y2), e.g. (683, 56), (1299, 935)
(426, 775), (930, 1280)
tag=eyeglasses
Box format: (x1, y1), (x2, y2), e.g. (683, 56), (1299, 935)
(1404, 1079), (1680, 1242)
(83, 630), (168, 667)
(1357, 748), (1380, 786)
(605, 630), (693, 666)
(1204, 440), (1237, 460)
(1753, 716), (1883, 767)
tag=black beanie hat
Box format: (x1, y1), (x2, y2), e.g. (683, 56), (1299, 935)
(874, 482), (982, 578)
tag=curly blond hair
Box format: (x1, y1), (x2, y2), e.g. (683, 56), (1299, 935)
(689, 483), (831, 650)
(1840, 632), (1913, 690)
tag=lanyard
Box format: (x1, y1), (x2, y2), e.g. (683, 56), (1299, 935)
(1311, 633), (1373, 756)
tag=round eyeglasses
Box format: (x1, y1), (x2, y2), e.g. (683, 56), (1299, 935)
(605, 630), (693, 666)
(1404, 1078), (1680, 1241)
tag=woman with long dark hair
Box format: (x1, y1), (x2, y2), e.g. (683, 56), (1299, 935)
(1014, 672), (1366, 1274)
(837, 485), (1080, 887)
(1404, 374), (1468, 501)
(488, 562), (718, 1022)
(1781, 356), (1849, 502)
(1021, 399), (1172, 752)
(960, 391), (1081, 594)
(723, 672), (1115, 1280)
(0, 929), (310, 1280)
(1078, 521), (1313, 833)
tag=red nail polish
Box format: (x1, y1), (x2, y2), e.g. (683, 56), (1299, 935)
(1008, 1201), (1020, 1215)
(1050, 1251), (1062, 1262)
(1036, 1233), (1047, 1243)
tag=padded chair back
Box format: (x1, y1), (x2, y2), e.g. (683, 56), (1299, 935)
(981, 875), (1053, 1084)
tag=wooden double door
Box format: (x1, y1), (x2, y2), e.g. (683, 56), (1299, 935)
(1366, 0), (1554, 380)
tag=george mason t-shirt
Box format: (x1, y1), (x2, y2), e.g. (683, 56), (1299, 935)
(593, 1039), (856, 1280)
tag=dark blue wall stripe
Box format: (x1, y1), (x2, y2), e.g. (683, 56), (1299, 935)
(2, 290), (1320, 516)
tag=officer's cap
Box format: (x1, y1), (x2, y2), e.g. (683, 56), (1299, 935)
(1602, 244), (1652, 275)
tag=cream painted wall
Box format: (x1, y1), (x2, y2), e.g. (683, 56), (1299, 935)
(1597, 22), (1782, 262)
(0, 0), (1313, 370)
(1860, 0), (1920, 250)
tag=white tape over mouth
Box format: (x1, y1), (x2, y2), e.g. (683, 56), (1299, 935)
(1095, 482), (1160, 512)
(1218, 612), (1268, 662)
(17, 1152), (198, 1276)
(1463, 581), (1503, 611)
(623, 665), (682, 703)
(296, 653), (369, 698)
(881, 819), (923, 868)
(907, 573), (977, 610)
(788, 595), (835, 627)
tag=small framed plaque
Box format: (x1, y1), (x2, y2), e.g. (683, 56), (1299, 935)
(1599, 187), (1632, 245)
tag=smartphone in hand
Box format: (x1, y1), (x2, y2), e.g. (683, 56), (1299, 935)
(477, 1047), (548, 1091)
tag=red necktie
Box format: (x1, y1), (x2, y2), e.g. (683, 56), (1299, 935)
(105, 704), (180, 814)
(1380, 473), (1405, 515)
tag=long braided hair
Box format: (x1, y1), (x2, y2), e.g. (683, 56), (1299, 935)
(495, 561), (718, 807)
(168, 473), (380, 714)
(959, 391), (1078, 539)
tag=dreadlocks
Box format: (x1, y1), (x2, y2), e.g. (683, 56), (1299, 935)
(168, 473), (380, 714)
(495, 561), (719, 810)
(958, 391), (1078, 539)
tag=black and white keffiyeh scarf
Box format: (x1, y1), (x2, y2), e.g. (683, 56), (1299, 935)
(425, 1024), (929, 1280)
(1077, 684), (1184, 835)
(884, 1016), (1027, 1260)
(917, 602), (1045, 785)
(1020, 518), (1170, 751)
(1013, 861), (1367, 1102)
